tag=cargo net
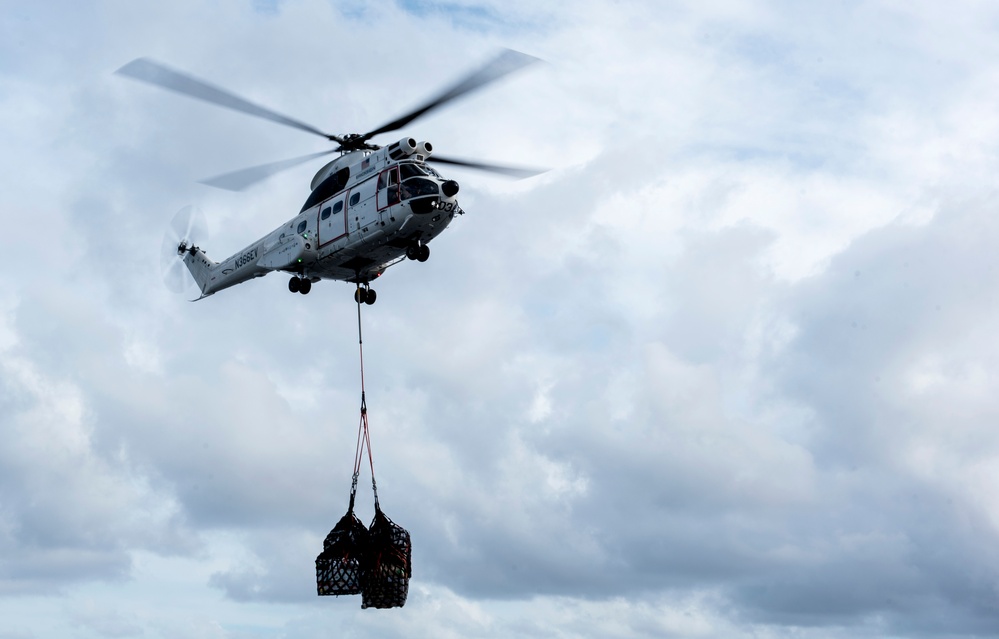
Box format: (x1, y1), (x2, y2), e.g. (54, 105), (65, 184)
(316, 297), (411, 608)
(361, 506), (412, 609)
(315, 502), (369, 596)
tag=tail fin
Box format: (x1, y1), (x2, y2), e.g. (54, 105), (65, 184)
(181, 245), (217, 296)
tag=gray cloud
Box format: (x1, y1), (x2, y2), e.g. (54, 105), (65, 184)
(3, 1), (999, 638)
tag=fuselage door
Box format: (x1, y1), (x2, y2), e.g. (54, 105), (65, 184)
(318, 196), (347, 247)
(349, 176), (379, 233)
(376, 166), (401, 211)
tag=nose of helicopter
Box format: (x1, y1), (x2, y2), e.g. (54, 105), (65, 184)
(441, 180), (459, 197)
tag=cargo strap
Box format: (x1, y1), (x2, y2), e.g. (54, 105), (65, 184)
(351, 287), (379, 510)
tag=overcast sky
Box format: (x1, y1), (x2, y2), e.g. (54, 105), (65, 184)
(2, 1), (999, 637)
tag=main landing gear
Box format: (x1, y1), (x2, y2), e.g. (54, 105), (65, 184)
(405, 242), (430, 262)
(288, 276), (312, 295)
(354, 285), (377, 305)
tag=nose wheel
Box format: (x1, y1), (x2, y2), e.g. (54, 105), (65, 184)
(288, 276), (312, 294)
(354, 285), (377, 305)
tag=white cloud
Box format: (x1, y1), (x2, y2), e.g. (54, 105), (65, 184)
(3, 0), (999, 637)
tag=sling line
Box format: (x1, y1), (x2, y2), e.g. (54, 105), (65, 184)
(351, 286), (379, 509)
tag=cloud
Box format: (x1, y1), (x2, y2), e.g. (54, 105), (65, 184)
(0, 336), (195, 594)
(3, 0), (999, 637)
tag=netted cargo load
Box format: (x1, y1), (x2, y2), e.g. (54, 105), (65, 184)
(315, 296), (413, 608)
(316, 498), (369, 596)
(361, 506), (412, 609)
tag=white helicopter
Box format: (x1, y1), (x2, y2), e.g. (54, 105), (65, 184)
(117, 50), (543, 303)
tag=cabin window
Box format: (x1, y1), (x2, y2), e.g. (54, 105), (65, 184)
(297, 220), (308, 234)
(332, 200), (343, 214)
(349, 192), (361, 206)
(321, 206), (331, 220)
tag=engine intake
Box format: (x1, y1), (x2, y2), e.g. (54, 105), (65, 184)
(387, 137), (418, 160)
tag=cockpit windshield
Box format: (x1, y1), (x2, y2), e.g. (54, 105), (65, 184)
(400, 177), (439, 199)
(399, 163), (429, 180)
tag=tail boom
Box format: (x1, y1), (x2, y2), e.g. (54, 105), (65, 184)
(182, 242), (269, 297)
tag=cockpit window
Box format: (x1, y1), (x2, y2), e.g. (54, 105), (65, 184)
(297, 220), (308, 234)
(399, 163), (429, 180)
(400, 177), (439, 199)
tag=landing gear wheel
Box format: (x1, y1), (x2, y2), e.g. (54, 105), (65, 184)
(288, 277), (301, 293)
(417, 244), (430, 262)
(364, 289), (377, 305)
(299, 279), (312, 295)
(354, 288), (368, 304)
(406, 245), (419, 260)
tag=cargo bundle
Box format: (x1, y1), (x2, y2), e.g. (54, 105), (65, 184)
(315, 493), (368, 596)
(361, 506), (412, 609)
(316, 297), (411, 608)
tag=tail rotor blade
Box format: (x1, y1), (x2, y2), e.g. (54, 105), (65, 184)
(161, 205), (209, 294)
(161, 235), (190, 294)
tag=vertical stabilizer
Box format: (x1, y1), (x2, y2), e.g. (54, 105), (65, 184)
(182, 246), (217, 296)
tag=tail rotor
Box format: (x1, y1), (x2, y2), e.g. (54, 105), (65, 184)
(160, 204), (209, 295)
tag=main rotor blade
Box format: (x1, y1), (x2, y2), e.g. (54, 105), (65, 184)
(116, 58), (341, 142)
(360, 49), (541, 142)
(199, 149), (337, 191)
(429, 155), (547, 179)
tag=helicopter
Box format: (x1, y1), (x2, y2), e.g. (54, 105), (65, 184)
(117, 50), (543, 303)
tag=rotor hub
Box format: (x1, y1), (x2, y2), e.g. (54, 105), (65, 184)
(337, 133), (380, 153)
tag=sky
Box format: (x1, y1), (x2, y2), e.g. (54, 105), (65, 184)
(2, 0), (999, 637)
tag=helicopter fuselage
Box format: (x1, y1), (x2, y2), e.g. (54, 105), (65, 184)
(181, 138), (462, 300)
